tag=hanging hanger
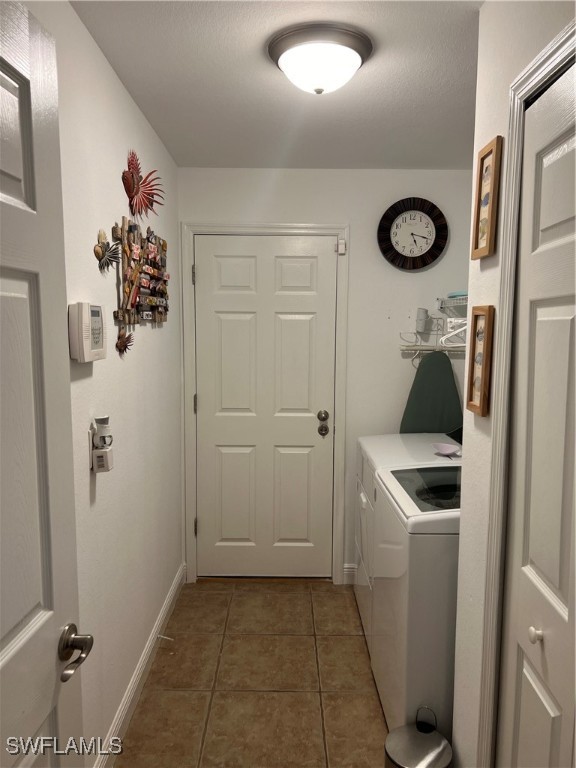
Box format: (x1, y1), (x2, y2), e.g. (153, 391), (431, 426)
(439, 322), (467, 348)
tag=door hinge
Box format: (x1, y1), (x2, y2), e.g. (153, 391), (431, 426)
(194, 393), (198, 413)
(194, 518), (198, 537)
(192, 264), (196, 284)
(337, 238), (347, 255)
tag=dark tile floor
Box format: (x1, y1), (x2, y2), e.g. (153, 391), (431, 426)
(115, 579), (388, 768)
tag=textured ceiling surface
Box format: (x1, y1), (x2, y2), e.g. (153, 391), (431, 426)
(72, 1), (480, 169)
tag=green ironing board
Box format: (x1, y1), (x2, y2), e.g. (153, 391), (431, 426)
(400, 351), (463, 434)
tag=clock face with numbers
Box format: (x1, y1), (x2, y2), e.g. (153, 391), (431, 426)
(377, 197), (448, 270)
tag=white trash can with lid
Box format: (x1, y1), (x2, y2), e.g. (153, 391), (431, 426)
(384, 708), (452, 768)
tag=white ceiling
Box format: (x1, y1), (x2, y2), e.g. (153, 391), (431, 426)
(72, 1), (480, 169)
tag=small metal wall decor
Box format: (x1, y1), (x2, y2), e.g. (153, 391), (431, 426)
(122, 150), (164, 220)
(93, 229), (121, 273)
(115, 326), (134, 357)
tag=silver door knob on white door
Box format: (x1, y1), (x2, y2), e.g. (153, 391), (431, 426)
(528, 626), (544, 644)
(58, 623), (94, 681)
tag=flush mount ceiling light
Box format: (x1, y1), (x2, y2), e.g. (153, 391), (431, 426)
(268, 24), (373, 95)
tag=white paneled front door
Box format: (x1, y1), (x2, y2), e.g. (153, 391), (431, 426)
(496, 64), (575, 767)
(1, 3), (84, 763)
(195, 234), (338, 576)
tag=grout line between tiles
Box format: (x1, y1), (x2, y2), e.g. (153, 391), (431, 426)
(195, 590), (234, 768)
(311, 593), (329, 768)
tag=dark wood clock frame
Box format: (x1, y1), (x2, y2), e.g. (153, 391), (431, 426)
(377, 197), (449, 270)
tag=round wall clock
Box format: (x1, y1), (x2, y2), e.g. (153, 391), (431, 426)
(377, 197), (448, 270)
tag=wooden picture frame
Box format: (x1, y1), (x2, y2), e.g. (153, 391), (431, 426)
(466, 305), (495, 416)
(471, 136), (503, 259)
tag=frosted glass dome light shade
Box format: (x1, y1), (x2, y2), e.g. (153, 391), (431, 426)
(278, 43), (362, 95)
(269, 25), (372, 95)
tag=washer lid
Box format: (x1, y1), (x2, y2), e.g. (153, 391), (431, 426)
(376, 465), (461, 534)
(358, 433), (460, 471)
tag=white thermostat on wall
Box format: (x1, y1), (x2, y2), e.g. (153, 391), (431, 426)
(68, 302), (106, 362)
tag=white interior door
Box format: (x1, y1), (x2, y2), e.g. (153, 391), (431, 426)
(496, 64), (575, 767)
(195, 234), (338, 576)
(1, 3), (84, 764)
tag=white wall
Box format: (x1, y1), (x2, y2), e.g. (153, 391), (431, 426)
(27, 1), (183, 752)
(452, 3), (574, 766)
(178, 168), (472, 568)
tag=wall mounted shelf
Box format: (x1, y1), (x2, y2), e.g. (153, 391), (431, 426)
(437, 296), (468, 311)
(400, 306), (467, 357)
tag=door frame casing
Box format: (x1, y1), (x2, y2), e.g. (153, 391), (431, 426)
(181, 222), (349, 583)
(476, 21), (575, 767)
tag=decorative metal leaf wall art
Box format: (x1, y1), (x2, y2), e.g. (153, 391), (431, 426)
(122, 150), (164, 220)
(115, 326), (134, 357)
(93, 229), (121, 273)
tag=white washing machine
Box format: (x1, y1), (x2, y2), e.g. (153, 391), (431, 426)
(372, 460), (460, 741)
(354, 434), (460, 740)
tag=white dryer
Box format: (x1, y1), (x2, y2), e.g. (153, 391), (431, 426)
(372, 461), (460, 741)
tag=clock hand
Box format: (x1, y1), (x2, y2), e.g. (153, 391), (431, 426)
(411, 234), (417, 246)
(411, 233), (430, 241)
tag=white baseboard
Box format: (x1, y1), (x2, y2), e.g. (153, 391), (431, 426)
(343, 563), (357, 585)
(95, 563), (186, 768)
